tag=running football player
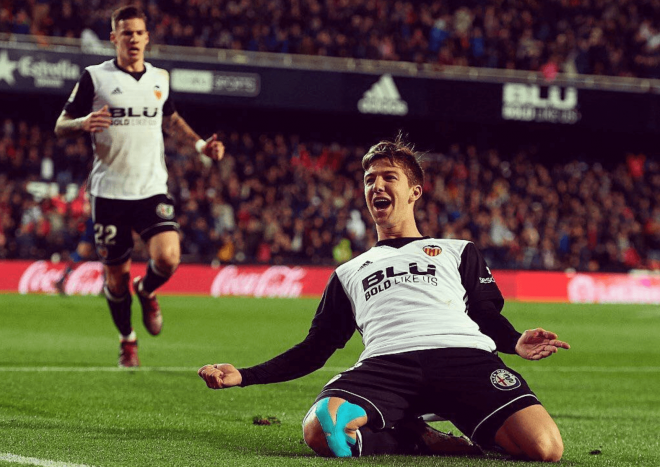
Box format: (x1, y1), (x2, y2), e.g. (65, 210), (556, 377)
(55, 6), (225, 367)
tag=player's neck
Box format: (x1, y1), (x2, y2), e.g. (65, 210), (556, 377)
(376, 223), (422, 241)
(117, 56), (145, 73)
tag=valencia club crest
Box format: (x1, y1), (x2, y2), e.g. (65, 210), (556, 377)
(423, 245), (443, 257)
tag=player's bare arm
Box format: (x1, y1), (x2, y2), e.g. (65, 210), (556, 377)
(198, 363), (242, 389)
(162, 112), (225, 161)
(54, 105), (112, 138)
(515, 328), (570, 361)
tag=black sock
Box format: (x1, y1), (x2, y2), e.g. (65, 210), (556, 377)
(104, 285), (132, 336)
(357, 426), (418, 456)
(141, 260), (172, 295)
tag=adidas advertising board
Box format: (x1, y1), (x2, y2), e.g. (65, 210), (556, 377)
(358, 74), (409, 116)
(1, 43), (659, 133)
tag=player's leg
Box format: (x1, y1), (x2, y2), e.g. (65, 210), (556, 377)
(494, 405), (563, 462)
(423, 348), (562, 462)
(142, 229), (181, 294)
(133, 195), (181, 336)
(104, 260), (139, 367)
(302, 353), (475, 458)
(92, 196), (139, 366)
(303, 397), (368, 457)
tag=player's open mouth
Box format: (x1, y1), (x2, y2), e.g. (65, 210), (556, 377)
(373, 198), (391, 210)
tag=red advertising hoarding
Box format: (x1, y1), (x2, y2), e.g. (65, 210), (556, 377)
(1, 260), (659, 304)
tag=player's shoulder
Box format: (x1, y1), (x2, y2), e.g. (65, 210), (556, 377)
(145, 62), (170, 80)
(86, 59), (116, 73)
(335, 248), (380, 279)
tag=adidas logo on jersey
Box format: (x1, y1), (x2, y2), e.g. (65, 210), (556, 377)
(111, 87), (122, 95)
(358, 74), (408, 116)
(357, 260), (373, 272)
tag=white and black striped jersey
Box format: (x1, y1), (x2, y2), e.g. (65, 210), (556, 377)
(63, 59), (175, 200)
(239, 237), (522, 386)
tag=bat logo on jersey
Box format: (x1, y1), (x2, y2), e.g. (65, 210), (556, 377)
(362, 263), (438, 301)
(156, 203), (175, 220)
(423, 245), (443, 257)
(154, 85), (162, 100)
(490, 369), (521, 391)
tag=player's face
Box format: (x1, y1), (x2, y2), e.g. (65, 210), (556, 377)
(111, 18), (149, 69)
(364, 158), (421, 229)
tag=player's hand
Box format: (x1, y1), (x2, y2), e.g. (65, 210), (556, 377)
(201, 134), (225, 161)
(82, 105), (112, 133)
(515, 328), (570, 361)
(198, 363), (242, 389)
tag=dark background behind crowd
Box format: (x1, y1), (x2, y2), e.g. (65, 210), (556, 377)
(0, 0), (659, 272)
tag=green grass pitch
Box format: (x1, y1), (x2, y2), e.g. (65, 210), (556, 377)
(0, 294), (658, 466)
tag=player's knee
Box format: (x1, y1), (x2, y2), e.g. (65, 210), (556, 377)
(105, 271), (130, 296)
(303, 397), (367, 458)
(302, 413), (333, 457)
(152, 250), (179, 275)
(525, 433), (564, 462)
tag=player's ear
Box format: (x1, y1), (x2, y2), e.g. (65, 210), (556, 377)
(409, 184), (422, 203)
(145, 30), (150, 45)
(110, 30), (116, 45)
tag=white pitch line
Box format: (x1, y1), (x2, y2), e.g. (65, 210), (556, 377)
(0, 366), (659, 373)
(0, 453), (94, 467)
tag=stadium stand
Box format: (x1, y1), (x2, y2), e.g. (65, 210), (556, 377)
(1, 115), (658, 272)
(1, 0), (659, 78)
(0, 1), (658, 273)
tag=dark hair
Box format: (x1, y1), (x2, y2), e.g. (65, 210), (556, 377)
(362, 134), (424, 187)
(111, 6), (147, 31)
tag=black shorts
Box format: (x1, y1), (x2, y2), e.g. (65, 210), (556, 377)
(316, 348), (540, 447)
(90, 194), (179, 265)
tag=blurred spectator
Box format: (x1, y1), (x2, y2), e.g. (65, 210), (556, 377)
(1, 115), (658, 272)
(3, 0), (660, 78)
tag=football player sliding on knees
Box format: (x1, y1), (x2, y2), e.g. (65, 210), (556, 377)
(199, 136), (570, 462)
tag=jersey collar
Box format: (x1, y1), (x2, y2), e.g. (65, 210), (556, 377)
(375, 236), (430, 249)
(112, 59), (147, 81)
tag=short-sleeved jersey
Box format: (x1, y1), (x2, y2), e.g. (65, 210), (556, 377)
(63, 59), (175, 200)
(336, 237), (501, 361)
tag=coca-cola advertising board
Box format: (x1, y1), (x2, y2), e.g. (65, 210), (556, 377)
(1, 261), (330, 298)
(1, 260), (659, 304)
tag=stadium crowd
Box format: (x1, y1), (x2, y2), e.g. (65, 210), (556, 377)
(1, 0), (660, 79)
(1, 116), (659, 272)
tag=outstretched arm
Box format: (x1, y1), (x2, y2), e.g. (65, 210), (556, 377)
(197, 272), (356, 390)
(162, 111), (225, 161)
(198, 363), (242, 389)
(515, 328), (570, 360)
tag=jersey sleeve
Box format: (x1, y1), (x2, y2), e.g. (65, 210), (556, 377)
(63, 69), (95, 118)
(238, 272), (356, 386)
(459, 242), (521, 354)
(162, 93), (175, 116)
